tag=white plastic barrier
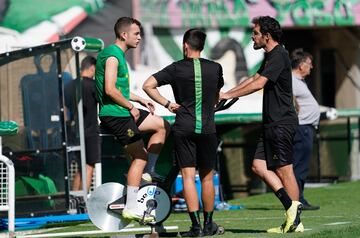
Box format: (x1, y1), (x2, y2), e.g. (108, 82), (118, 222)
(0, 154), (15, 236)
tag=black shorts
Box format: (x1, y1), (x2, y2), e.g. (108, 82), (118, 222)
(99, 109), (149, 146)
(254, 124), (297, 170)
(85, 135), (101, 165)
(173, 131), (217, 169)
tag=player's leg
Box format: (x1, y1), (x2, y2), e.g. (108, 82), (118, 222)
(122, 140), (155, 222)
(85, 164), (94, 191)
(252, 138), (292, 209)
(252, 135), (299, 233)
(124, 140), (148, 187)
(174, 131), (203, 237)
(181, 167), (199, 211)
(99, 116), (153, 222)
(84, 135), (101, 192)
(137, 110), (170, 180)
(196, 133), (223, 236)
(252, 159), (283, 192)
(72, 171), (81, 191)
(71, 155), (83, 191)
(270, 125), (303, 233)
(276, 165), (299, 201)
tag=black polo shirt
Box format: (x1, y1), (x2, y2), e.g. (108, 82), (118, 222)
(153, 58), (224, 134)
(258, 45), (298, 127)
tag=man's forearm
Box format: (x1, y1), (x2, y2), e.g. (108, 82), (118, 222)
(227, 75), (255, 94)
(129, 92), (144, 103)
(107, 89), (132, 109)
(225, 75), (264, 99)
(143, 87), (168, 107)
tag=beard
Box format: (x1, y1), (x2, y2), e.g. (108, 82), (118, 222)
(253, 42), (263, 50)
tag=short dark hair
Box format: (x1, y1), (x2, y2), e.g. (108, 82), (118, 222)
(81, 56), (96, 71)
(251, 16), (282, 42)
(114, 17), (141, 39)
(183, 28), (206, 51)
(291, 48), (313, 69)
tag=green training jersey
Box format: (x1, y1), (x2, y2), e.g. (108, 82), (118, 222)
(95, 44), (131, 117)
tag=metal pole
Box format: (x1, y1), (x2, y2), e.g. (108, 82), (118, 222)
(7, 156), (15, 235)
(56, 47), (70, 210)
(74, 52), (87, 201)
(316, 126), (321, 182)
(347, 117), (351, 155)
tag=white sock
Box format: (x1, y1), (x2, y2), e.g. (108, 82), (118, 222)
(125, 185), (139, 212)
(144, 153), (159, 173)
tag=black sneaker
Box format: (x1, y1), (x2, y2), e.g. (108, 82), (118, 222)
(181, 225), (204, 237)
(203, 222), (225, 236)
(302, 202), (320, 210)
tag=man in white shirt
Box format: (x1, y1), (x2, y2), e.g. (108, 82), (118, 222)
(291, 48), (320, 210)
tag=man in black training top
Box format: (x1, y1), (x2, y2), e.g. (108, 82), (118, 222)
(143, 28), (224, 237)
(65, 56), (100, 192)
(74, 56), (100, 192)
(220, 16), (304, 233)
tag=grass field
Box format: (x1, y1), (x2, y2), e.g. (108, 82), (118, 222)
(13, 180), (360, 238)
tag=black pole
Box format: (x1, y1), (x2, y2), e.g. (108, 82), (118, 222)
(56, 47), (70, 211)
(316, 125), (321, 182)
(358, 117), (360, 151)
(347, 117), (351, 155)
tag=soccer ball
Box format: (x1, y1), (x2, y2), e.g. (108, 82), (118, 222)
(326, 107), (338, 120)
(71, 36), (86, 52)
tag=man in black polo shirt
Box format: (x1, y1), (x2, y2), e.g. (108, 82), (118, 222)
(143, 28), (224, 237)
(220, 16), (303, 233)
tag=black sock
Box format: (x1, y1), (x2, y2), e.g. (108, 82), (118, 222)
(275, 188), (292, 210)
(203, 211), (213, 226)
(189, 211), (201, 227)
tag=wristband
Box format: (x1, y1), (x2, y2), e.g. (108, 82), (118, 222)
(128, 104), (134, 110)
(164, 100), (171, 108)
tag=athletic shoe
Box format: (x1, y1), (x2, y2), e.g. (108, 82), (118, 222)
(267, 221), (304, 233)
(122, 208), (155, 223)
(181, 225), (204, 237)
(302, 202), (320, 210)
(141, 173), (152, 182)
(283, 201), (303, 233)
(203, 222), (225, 236)
(142, 172), (165, 183)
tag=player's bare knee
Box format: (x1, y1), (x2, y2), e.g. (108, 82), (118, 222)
(252, 162), (261, 176)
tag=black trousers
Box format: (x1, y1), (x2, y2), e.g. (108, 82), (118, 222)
(293, 124), (314, 204)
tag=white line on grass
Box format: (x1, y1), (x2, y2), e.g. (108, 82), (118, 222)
(168, 214), (345, 223)
(324, 222), (352, 226)
(16, 226), (178, 238)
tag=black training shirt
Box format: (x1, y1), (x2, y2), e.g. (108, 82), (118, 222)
(153, 58), (224, 134)
(257, 45), (298, 127)
(82, 77), (99, 136)
(65, 77), (99, 136)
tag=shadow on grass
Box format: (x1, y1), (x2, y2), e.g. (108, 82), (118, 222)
(225, 228), (266, 233)
(155, 228), (266, 237)
(245, 207), (283, 211)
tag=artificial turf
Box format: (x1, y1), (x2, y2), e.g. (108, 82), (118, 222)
(12, 180), (360, 238)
